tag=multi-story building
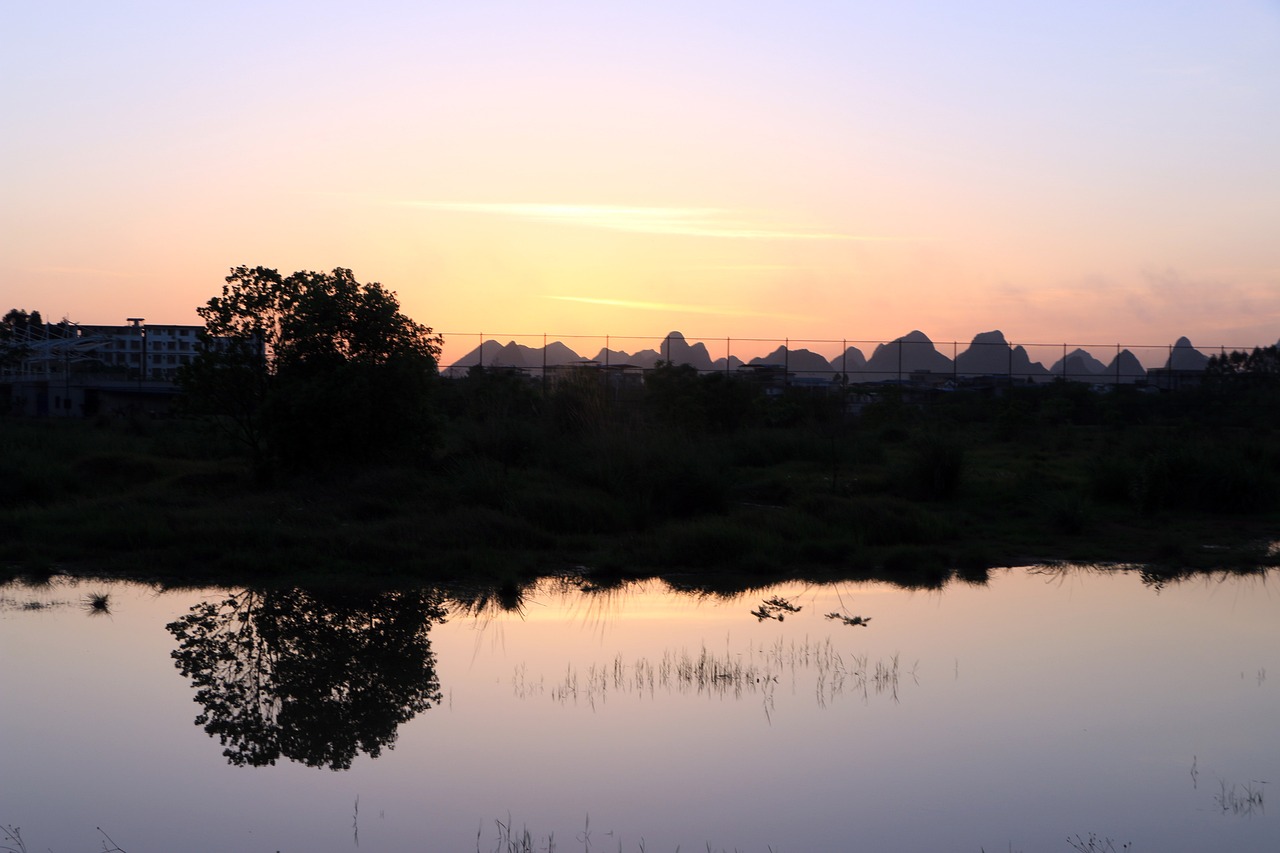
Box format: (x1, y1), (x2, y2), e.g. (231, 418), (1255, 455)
(76, 320), (205, 381)
(1, 318), (217, 416)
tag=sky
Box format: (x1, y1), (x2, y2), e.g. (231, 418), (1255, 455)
(4, 1), (1279, 366)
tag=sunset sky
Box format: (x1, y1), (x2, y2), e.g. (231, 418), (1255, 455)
(4, 2), (1279, 365)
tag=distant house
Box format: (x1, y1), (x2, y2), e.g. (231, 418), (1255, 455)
(546, 360), (647, 400)
(737, 363), (790, 395)
(1, 318), (212, 417)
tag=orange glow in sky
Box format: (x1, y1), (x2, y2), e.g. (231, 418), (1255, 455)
(4, 3), (1278, 354)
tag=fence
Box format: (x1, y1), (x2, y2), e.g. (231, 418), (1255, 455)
(438, 332), (1235, 388)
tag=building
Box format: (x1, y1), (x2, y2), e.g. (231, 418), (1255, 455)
(0, 318), (213, 417)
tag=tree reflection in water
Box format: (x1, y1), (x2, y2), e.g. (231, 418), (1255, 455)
(167, 588), (445, 769)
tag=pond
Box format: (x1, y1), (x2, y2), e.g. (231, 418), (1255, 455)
(1, 567), (1276, 852)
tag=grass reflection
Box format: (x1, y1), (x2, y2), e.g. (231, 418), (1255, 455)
(1215, 780), (1266, 817)
(514, 637), (914, 715)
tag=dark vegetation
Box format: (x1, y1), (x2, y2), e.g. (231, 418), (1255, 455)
(3, 279), (1277, 592)
(2, 364), (1277, 592)
(177, 266), (443, 477)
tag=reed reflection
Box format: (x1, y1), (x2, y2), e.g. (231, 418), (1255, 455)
(515, 638), (915, 715)
(167, 588), (445, 769)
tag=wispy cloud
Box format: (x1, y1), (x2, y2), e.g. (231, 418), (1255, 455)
(409, 201), (876, 241)
(545, 295), (813, 321)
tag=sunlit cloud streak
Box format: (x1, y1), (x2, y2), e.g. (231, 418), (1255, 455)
(409, 202), (878, 241)
(545, 295), (813, 321)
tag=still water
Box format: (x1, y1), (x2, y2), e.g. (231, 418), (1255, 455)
(1, 567), (1276, 852)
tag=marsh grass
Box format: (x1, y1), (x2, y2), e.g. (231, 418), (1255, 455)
(0, 574), (85, 613)
(476, 814), (773, 853)
(83, 591), (110, 614)
(1215, 779), (1266, 816)
(520, 638), (912, 712)
(1, 825), (126, 853)
(0, 824), (26, 853)
(1066, 833), (1131, 852)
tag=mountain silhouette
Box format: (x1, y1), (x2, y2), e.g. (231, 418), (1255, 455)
(834, 345), (869, 373)
(590, 345), (661, 368)
(451, 339), (589, 372)
(1049, 348), (1108, 379)
(954, 331), (1048, 379)
(589, 332), (743, 371)
(864, 331), (954, 380)
(1165, 336), (1210, 371)
(1102, 349), (1146, 383)
(447, 330), (1215, 384)
(749, 345), (838, 377)
(658, 331), (716, 371)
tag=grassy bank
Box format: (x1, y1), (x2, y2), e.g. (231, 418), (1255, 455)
(2, 380), (1278, 590)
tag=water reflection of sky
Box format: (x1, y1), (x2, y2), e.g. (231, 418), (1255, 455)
(1, 569), (1276, 852)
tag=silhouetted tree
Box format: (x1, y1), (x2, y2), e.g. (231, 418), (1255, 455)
(643, 360), (705, 429)
(179, 266), (443, 474)
(0, 309), (46, 368)
(1, 308), (45, 337)
(1206, 345), (1280, 384)
(167, 587), (446, 769)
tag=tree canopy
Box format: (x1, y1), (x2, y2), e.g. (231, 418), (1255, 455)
(1, 309), (47, 368)
(1206, 345), (1280, 383)
(180, 266), (443, 473)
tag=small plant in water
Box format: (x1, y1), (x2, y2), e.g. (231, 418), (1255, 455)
(1066, 832), (1131, 852)
(750, 596), (801, 622)
(1215, 778), (1266, 816)
(84, 592), (111, 615)
(2, 824), (27, 853)
(824, 611), (871, 627)
(2, 825), (126, 853)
